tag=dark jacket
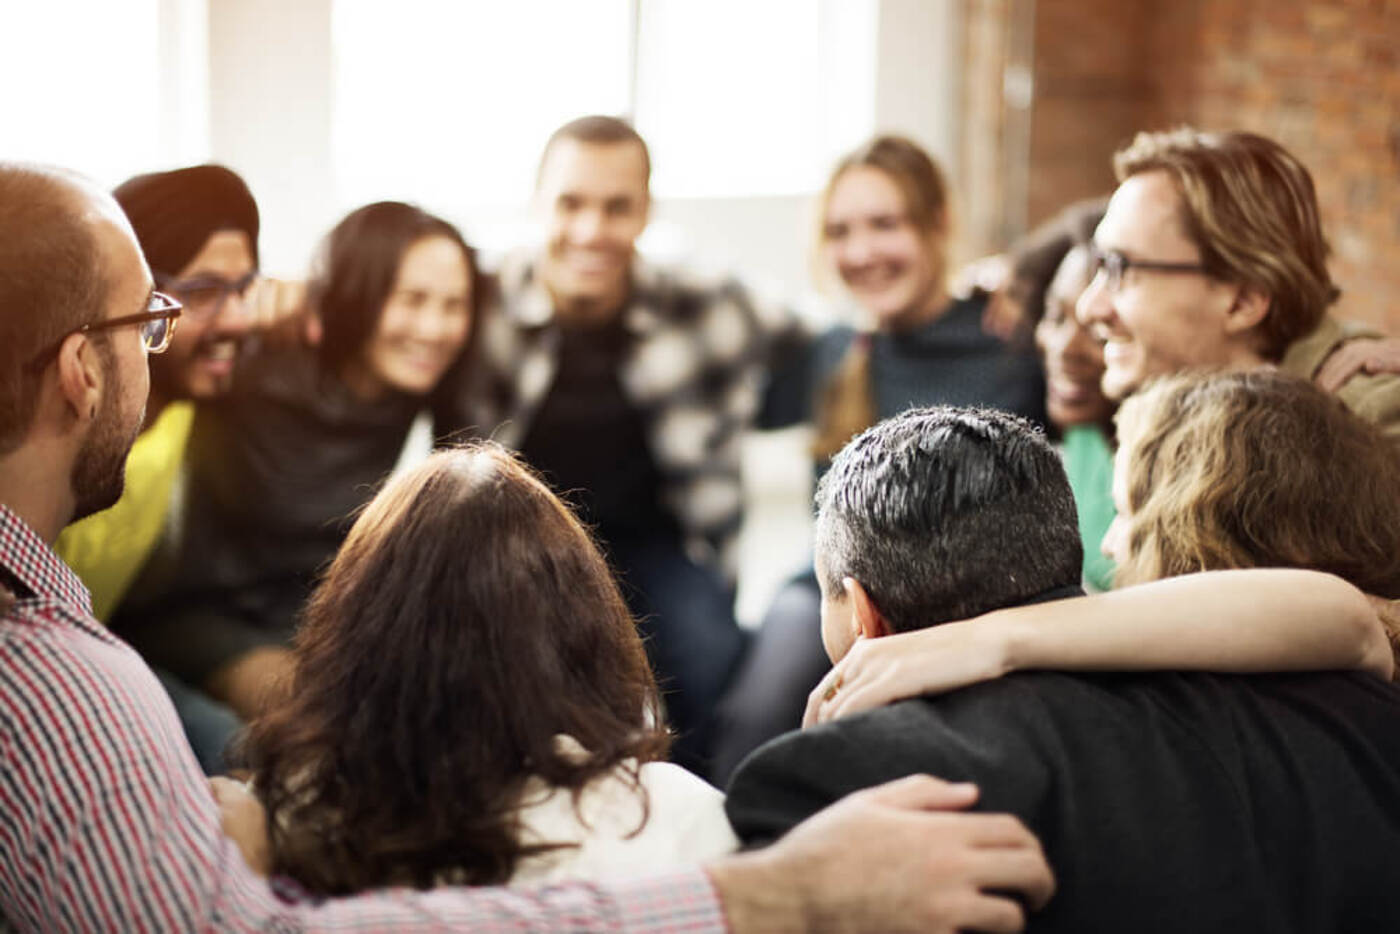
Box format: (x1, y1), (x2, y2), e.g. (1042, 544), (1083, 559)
(727, 668), (1400, 933)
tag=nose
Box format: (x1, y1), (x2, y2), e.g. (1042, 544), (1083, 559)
(213, 288), (254, 335)
(1062, 316), (1105, 367)
(1101, 513), (1126, 561)
(839, 230), (877, 269)
(1075, 273), (1112, 328)
(568, 207), (606, 245)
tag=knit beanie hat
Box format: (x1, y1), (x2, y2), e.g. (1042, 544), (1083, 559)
(113, 164), (260, 277)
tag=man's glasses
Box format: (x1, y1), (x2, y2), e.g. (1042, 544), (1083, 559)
(1089, 247), (1210, 293)
(27, 291), (183, 371)
(158, 270), (257, 320)
(77, 291), (184, 353)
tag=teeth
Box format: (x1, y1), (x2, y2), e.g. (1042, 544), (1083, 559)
(849, 268), (900, 289)
(204, 341), (237, 361)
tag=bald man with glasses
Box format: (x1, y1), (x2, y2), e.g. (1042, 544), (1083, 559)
(53, 164), (308, 773)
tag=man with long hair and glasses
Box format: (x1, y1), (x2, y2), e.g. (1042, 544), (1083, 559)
(1076, 127), (1400, 443)
(53, 163), (308, 772)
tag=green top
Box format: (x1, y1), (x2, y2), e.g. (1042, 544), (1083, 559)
(1061, 423), (1117, 592)
(55, 401), (195, 621)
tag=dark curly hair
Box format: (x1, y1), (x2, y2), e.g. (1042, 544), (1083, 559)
(242, 443), (670, 894)
(1006, 196), (1108, 330)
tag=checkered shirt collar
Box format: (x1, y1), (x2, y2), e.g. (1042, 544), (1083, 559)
(0, 505), (95, 620)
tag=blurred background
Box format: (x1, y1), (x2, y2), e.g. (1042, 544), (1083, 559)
(5, 0), (1398, 617)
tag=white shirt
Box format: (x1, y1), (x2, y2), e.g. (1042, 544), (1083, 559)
(509, 738), (739, 885)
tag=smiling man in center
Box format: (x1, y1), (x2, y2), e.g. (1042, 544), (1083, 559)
(468, 116), (801, 774)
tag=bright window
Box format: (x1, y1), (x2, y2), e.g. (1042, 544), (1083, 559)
(330, 0), (877, 206)
(332, 0), (634, 208)
(0, 0), (208, 187)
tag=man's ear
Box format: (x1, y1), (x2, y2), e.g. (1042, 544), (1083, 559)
(842, 577), (892, 640)
(53, 333), (103, 426)
(1223, 283), (1271, 338)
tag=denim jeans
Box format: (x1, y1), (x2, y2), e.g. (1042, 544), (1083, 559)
(610, 536), (748, 779)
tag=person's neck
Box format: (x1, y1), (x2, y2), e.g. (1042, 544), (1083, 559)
(0, 446), (76, 545)
(541, 272), (630, 330)
(1227, 344), (1272, 371)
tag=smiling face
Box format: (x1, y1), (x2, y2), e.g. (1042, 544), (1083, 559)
(354, 235), (471, 398)
(1035, 246), (1114, 429)
(536, 138), (650, 323)
(153, 228), (256, 401)
(822, 166), (945, 330)
(1075, 171), (1251, 401)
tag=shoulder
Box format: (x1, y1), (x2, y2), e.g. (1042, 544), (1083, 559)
(1, 603), (198, 780)
(512, 759), (736, 885)
(1281, 314), (1377, 378)
(640, 260), (794, 340)
(1331, 369), (1400, 445)
(724, 672), (1204, 844)
(223, 341), (322, 404)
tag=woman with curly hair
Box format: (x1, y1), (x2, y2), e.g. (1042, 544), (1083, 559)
(243, 443), (736, 894)
(806, 369), (1397, 724)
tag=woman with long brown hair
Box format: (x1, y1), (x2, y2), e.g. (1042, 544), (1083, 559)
(805, 369), (1397, 723)
(243, 443), (736, 894)
(116, 201), (483, 727)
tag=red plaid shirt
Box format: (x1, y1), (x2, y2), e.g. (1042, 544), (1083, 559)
(0, 506), (724, 933)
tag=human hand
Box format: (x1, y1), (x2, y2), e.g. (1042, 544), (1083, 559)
(205, 645), (296, 720)
(1315, 337), (1400, 393)
(1367, 593), (1400, 680)
(242, 277), (321, 346)
(951, 253), (1012, 300)
(709, 775), (1054, 934)
(209, 776), (271, 876)
(805, 618), (1010, 727)
(950, 253), (1027, 340)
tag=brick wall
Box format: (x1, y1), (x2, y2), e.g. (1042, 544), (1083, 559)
(1145, 0), (1400, 334)
(988, 0), (1400, 334)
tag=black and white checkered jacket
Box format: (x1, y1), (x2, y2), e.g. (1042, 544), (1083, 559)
(468, 251), (802, 581)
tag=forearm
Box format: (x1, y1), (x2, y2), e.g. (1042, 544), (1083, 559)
(295, 870), (725, 934)
(994, 569), (1393, 680)
(708, 851), (807, 934)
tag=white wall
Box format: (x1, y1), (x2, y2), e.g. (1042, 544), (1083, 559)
(207, 0), (337, 276)
(197, 0), (962, 624)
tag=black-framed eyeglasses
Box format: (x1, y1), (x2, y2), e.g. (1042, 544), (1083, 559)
(157, 270), (257, 321)
(1090, 246), (1210, 293)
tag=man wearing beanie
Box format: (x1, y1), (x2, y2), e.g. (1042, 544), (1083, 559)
(55, 164), (304, 773)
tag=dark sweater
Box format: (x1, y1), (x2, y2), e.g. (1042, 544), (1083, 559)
(762, 294), (1047, 454)
(114, 344), (448, 682)
(727, 668), (1400, 933)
